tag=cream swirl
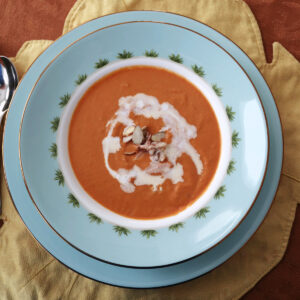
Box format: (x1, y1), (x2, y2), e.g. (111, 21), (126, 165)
(102, 93), (203, 193)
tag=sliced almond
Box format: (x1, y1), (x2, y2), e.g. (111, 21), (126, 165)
(139, 139), (152, 150)
(123, 135), (132, 143)
(132, 126), (144, 145)
(124, 143), (138, 154)
(151, 132), (165, 142)
(153, 142), (167, 148)
(159, 152), (166, 162)
(124, 151), (137, 155)
(123, 125), (135, 137)
(124, 146), (137, 155)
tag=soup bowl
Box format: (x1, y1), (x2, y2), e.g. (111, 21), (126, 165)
(57, 57), (232, 230)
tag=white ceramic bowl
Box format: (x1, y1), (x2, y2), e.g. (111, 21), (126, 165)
(57, 57), (232, 230)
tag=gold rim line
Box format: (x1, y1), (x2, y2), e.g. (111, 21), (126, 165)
(2, 9), (282, 274)
(16, 19), (271, 268)
(2, 10), (283, 280)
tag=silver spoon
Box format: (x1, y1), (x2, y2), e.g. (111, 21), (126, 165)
(0, 56), (18, 215)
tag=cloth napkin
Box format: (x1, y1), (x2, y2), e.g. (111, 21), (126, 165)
(1, 0), (299, 299)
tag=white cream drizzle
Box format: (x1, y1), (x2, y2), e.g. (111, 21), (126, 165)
(102, 93), (203, 193)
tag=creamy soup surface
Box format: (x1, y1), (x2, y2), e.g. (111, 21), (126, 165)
(69, 66), (221, 219)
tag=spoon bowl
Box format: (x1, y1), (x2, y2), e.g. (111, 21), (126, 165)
(0, 56), (18, 112)
(0, 56), (18, 215)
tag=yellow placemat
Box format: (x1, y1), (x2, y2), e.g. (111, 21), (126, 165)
(1, 0), (300, 299)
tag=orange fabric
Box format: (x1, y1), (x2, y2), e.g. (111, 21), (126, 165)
(0, 0), (75, 57)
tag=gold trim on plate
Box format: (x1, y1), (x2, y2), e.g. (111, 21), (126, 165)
(18, 20), (270, 268)
(2, 11), (283, 277)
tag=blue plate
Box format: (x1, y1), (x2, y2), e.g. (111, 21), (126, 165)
(3, 11), (282, 287)
(19, 21), (268, 268)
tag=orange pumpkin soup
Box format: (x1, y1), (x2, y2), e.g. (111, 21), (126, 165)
(69, 66), (221, 219)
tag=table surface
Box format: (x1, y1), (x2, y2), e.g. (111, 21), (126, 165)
(0, 0), (299, 299)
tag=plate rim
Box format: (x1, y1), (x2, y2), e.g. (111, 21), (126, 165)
(18, 20), (269, 268)
(2, 10), (283, 288)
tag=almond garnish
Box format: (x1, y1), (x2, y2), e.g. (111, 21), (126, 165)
(124, 143), (138, 155)
(123, 135), (132, 143)
(124, 151), (137, 155)
(159, 152), (166, 162)
(123, 125), (168, 163)
(123, 125), (135, 137)
(132, 126), (144, 145)
(152, 142), (167, 148)
(151, 132), (165, 142)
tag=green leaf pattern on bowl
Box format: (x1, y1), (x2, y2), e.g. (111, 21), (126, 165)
(49, 50), (240, 237)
